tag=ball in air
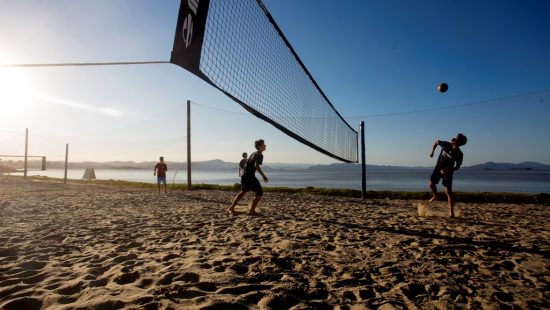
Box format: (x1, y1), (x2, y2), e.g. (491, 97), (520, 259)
(438, 83), (449, 93)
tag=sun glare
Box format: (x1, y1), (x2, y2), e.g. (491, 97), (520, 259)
(0, 68), (35, 119)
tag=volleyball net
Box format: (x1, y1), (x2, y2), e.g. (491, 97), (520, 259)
(170, 0), (358, 163)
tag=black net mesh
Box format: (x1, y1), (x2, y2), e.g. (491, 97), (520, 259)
(198, 0), (358, 162)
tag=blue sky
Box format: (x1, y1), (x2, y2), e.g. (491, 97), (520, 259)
(1, 0), (549, 166)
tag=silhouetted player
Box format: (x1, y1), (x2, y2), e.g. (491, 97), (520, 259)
(429, 133), (467, 218)
(154, 156), (168, 193)
(229, 140), (268, 214)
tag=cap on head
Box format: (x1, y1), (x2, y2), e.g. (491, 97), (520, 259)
(456, 134), (467, 146)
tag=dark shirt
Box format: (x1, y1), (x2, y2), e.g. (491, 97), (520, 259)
(242, 151), (263, 178)
(436, 141), (463, 170)
(155, 163), (168, 177)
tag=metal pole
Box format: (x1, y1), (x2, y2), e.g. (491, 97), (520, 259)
(64, 144), (69, 184)
(187, 100), (192, 190)
(360, 121), (367, 199)
(24, 128), (28, 179)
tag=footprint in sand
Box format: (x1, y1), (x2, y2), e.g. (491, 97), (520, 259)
(162, 253), (179, 262)
(493, 291), (514, 303)
(88, 264), (111, 277)
(174, 272), (200, 283)
(229, 263), (249, 275)
(157, 272), (176, 285)
(137, 278), (154, 288)
(16, 261), (47, 270)
(271, 256), (293, 270)
(357, 287), (376, 300)
(56, 281), (84, 295)
(195, 282), (217, 292)
(214, 265), (226, 272)
(111, 253), (138, 264)
(89, 277), (109, 287)
(21, 272), (47, 285)
(401, 282), (429, 301)
(1, 297), (43, 310)
(157, 271), (201, 286)
(7, 269), (44, 285)
(113, 269), (140, 285)
(217, 284), (272, 295)
(258, 293), (300, 309)
(154, 284), (207, 300)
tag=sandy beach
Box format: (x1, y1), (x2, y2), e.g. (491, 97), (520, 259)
(0, 176), (548, 309)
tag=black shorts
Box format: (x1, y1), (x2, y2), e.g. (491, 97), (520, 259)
(430, 167), (454, 188)
(241, 176), (263, 195)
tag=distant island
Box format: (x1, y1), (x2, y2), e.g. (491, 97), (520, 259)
(2, 159), (549, 173)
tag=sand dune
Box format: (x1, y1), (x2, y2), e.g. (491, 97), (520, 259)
(0, 176), (548, 309)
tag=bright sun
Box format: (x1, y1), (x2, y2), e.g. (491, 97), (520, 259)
(0, 68), (35, 120)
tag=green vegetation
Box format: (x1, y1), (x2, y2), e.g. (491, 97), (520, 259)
(12, 175), (550, 205)
(0, 165), (16, 173)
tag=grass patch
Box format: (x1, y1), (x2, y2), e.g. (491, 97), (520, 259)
(14, 175), (550, 205)
(182, 184), (549, 204)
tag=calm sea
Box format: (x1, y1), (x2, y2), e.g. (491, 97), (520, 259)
(10, 168), (550, 194)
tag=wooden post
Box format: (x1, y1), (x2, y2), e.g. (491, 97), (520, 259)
(64, 143), (69, 184)
(187, 100), (192, 190)
(360, 121), (367, 199)
(41, 156), (46, 170)
(24, 128), (28, 179)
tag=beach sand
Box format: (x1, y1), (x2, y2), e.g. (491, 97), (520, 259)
(0, 176), (548, 309)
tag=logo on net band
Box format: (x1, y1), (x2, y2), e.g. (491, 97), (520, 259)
(182, 0), (200, 48)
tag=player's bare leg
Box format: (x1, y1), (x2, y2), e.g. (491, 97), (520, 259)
(249, 195), (262, 214)
(444, 187), (455, 218)
(428, 182), (438, 202)
(228, 191), (246, 213)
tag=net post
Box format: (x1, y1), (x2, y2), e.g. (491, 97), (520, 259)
(24, 128), (28, 179)
(64, 144), (69, 184)
(187, 100), (192, 190)
(41, 157), (46, 170)
(360, 121), (366, 199)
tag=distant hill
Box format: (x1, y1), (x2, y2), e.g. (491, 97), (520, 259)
(1, 159), (549, 172)
(462, 161), (550, 171)
(51, 159), (237, 170)
(0, 159), (235, 170)
(305, 161), (550, 172)
(305, 163), (427, 172)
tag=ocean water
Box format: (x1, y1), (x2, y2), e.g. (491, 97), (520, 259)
(10, 168), (550, 194)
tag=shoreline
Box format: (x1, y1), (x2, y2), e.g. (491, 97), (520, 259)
(3, 174), (549, 205)
(4, 166), (550, 195)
